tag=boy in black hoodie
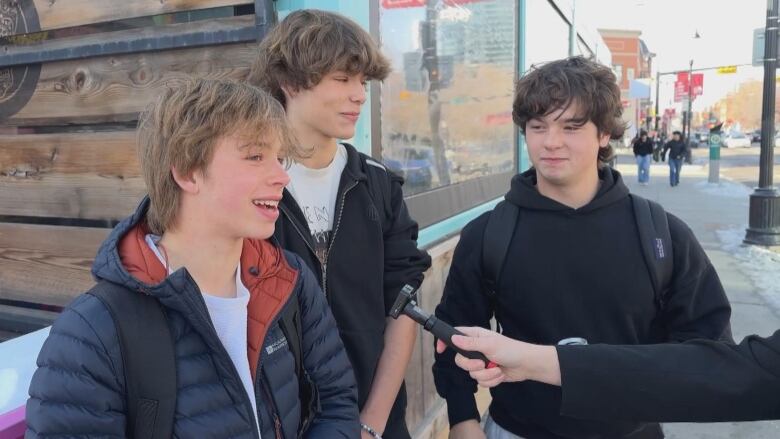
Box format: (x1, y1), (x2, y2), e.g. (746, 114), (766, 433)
(248, 10), (432, 439)
(432, 57), (732, 439)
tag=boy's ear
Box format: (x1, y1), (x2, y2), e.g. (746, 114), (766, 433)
(281, 84), (298, 100)
(599, 132), (612, 148)
(171, 166), (199, 194)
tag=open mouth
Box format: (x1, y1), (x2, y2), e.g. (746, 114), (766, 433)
(253, 200), (279, 211)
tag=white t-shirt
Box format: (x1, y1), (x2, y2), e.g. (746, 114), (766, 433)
(286, 143), (348, 264)
(144, 235), (261, 437)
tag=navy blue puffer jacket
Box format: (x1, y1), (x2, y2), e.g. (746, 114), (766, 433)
(25, 199), (359, 438)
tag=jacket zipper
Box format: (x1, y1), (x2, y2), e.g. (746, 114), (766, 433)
(258, 374), (283, 439)
(280, 206), (324, 285)
(254, 294), (299, 439)
(187, 283), (262, 439)
(321, 181), (358, 297)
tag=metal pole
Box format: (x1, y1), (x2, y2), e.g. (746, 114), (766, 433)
(568, 0), (576, 57)
(654, 71), (660, 131)
(686, 59), (694, 145)
(745, 0), (780, 246)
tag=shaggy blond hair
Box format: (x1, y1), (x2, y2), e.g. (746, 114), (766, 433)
(137, 77), (300, 234)
(247, 9), (391, 107)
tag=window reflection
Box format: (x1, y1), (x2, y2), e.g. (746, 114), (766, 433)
(379, 0), (516, 196)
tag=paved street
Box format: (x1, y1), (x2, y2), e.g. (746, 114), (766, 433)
(688, 142), (780, 188)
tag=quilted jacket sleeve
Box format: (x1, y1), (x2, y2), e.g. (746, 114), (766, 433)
(26, 293), (126, 438)
(292, 254), (360, 438)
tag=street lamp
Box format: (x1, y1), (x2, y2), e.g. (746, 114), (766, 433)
(684, 31), (701, 145)
(744, 0), (780, 246)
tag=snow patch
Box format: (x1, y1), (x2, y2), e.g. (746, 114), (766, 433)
(694, 180), (753, 199)
(717, 227), (780, 309)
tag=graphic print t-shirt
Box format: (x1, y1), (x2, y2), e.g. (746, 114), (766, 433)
(286, 143), (348, 264)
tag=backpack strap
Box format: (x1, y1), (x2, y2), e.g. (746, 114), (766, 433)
(87, 281), (176, 439)
(482, 201), (519, 297)
(278, 292), (319, 435)
(357, 149), (393, 234)
(630, 195), (674, 309)
(481, 201), (519, 331)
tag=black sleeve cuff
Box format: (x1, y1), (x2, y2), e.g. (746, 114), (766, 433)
(445, 390), (481, 427)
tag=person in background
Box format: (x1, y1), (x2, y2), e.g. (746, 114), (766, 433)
(663, 131), (687, 187)
(632, 130), (654, 185)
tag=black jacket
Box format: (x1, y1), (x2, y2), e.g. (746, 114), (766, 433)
(273, 143), (431, 438)
(558, 331), (780, 422)
(663, 140), (687, 161)
(432, 168), (732, 439)
(632, 138), (654, 156)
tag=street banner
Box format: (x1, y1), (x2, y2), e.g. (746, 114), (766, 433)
(382, 0), (484, 7)
(674, 80), (686, 102)
(692, 73), (704, 97)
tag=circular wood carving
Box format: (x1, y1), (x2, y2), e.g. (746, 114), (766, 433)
(0, 0), (42, 121)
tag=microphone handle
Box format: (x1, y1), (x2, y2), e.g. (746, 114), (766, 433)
(427, 316), (494, 367)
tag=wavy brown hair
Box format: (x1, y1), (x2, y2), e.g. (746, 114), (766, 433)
(513, 56), (626, 167)
(247, 9), (391, 107)
(137, 78), (300, 234)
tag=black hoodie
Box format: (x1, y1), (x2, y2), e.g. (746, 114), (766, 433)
(433, 168), (731, 439)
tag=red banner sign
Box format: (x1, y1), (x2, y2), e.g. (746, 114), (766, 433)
(674, 80), (687, 102)
(675, 72), (704, 98)
(382, 0), (483, 7)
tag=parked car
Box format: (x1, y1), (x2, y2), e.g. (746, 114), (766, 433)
(383, 146), (434, 192)
(722, 132), (751, 148)
(751, 130), (762, 143)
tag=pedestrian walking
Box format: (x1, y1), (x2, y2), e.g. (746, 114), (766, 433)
(632, 130), (654, 185)
(662, 131), (687, 187)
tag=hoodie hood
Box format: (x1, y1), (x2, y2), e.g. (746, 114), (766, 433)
(505, 167), (629, 214)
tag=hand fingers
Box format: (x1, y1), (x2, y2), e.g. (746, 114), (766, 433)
(454, 353), (487, 372)
(475, 373), (505, 388)
(469, 366), (504, 385)
(436, 338), (447, 354)
(453, 326), (493, 337)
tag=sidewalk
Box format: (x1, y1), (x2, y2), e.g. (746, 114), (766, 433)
(618, 156), (780, 438)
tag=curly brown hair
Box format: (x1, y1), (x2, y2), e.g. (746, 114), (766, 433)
(137, 78), (300, 234)
(513, 56), (626, 167)
(247, 9), (391, 107)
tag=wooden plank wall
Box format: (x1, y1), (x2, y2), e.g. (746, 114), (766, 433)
(0, 0), (261, 337)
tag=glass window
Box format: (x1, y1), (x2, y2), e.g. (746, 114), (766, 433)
(627, 67), (635, 81)
(614, 64), (623, 83)
(379, 0), (516, 198)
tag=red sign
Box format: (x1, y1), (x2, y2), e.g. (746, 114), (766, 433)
(691, 73), (704, 97)
(674, 80), (687, 102)
(675, 72), (704, 98)
(382, 0), (425, 8)
(382, 0), (483, 7)
(484, 111), (512, 126)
